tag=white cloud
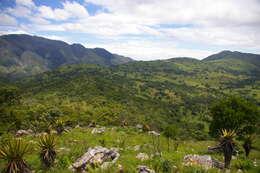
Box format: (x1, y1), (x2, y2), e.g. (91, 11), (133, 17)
(62, 1), (89, 18)
(39, 35), (71, 43)
(16, 0), (35, 7)
(84, 0), (260, 27)
(38, 5), (71, 21)
(0, 13), (18, 25)
(84, 39), (215, 60)
(162, 26), (260, 50)
(38, 1), (89, 21)
(6, 5), (32, 17)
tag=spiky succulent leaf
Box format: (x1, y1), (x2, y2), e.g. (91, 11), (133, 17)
(0, 139), (30, 173)
(38, 134), (56, 167)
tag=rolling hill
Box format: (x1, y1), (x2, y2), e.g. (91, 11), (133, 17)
(11, 50), (259, 138)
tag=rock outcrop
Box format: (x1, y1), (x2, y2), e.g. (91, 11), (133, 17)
(69, 146), (119, 172)
(184, 154), (224, 169)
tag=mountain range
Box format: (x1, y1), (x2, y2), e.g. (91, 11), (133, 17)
(0, 34), (132, 78)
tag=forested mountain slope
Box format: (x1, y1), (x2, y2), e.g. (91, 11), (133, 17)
(0, 34), (132, 78)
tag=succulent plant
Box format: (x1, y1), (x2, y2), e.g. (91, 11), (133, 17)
(54, 120), (65, 135)
(242, 135), (255, 157)
(38, 134), (56, 167)
(220, 129), (236, 168)
(0, 138), (31, 173)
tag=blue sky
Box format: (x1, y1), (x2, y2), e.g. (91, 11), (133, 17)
(0, 0), (260, 60)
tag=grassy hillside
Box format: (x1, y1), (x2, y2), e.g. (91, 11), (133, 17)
(0, 126), (259, 173)
(1, 52), (255, 139)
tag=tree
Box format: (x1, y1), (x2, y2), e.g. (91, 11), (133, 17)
(209, 96), (260, 157)
(163, 125), (178, 152)
(0, 86), (22, 134)
(0, 86), (21, 106)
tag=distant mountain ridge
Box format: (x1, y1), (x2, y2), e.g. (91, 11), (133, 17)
(0, 34), (132, 77)
(1, 34), (260, 78)
(204, 50), (260, 66)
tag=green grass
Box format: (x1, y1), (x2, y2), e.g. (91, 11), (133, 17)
(1, 127), (259, 173)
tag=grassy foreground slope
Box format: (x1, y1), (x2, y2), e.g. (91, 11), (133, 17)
(0, 127), (259, 173)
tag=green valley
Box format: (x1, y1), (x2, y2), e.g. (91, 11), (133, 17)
(0, 35), (259, 173)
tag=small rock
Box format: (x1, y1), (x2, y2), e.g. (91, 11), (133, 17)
(136, 153), (149, 161)
(137, 165), (155, 173)
(88, 123), (97, 127)
(91, 128), (105, 134)
(16, 129), (33, 136)
(133, 145), (141, 151)
(136, 124), (143, 129)
(64, 129), (70, 133)
(118, 164), (123, 169)
(75, 125), (80, 128)
(148, 131), (160, 136)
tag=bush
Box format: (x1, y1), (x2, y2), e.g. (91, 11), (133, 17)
(152, 158), (174, 173)
(233, 159), (254, 170)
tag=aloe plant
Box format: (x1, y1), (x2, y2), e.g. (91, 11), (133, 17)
(0, 138), (31, 173)
(44, 124), (53, 134)
(242, 135), (256, 157)
(54, 120), (65, 135)
(38, 134), (56, 167)
(220, 129), (236, 168)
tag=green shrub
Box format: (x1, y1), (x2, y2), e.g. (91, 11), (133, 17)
(152, 158), (174, 173)
(233, 159), (254, 170)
